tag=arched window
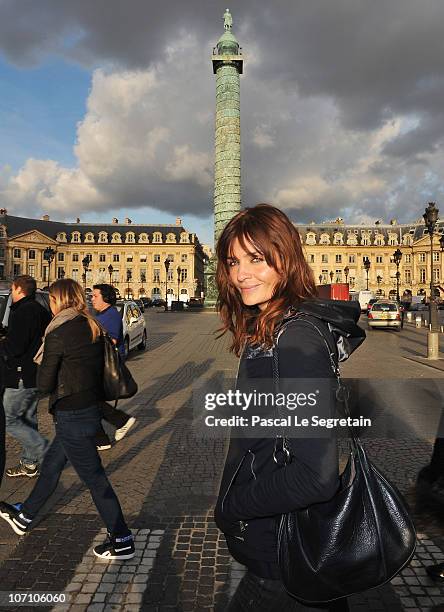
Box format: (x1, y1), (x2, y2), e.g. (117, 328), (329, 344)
(57, 232), (67, 242)
(374, 234), (385, 246)
(152, 232), (162, 243)
(111, 232), (122, 243)
(305, 232), (316, 245)
(388, 234), (398, 246)
(138, 233), (149, 243)
(71, 231), (81, 243)
(98, 232), (108, 243)
(84, 232), (95, 243)
(126, 232), (135, 243)
(333, 232), (343, 245)
(166, 233), (176, 243)
(180, 232), (190, 243)
(347, 234), (358, 246)
(402, 234), (413, 246)
(319, 233), (330, 245)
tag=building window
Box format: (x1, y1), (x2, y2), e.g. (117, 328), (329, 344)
(57, 267), (65, 279)
(57, 252), (64, 262)
(166, 233), (176, 243)
(127, 255), (133, 262)
(42, 266), (48, 281)
(418, 253), (426, 263)
(140, 254), (147, 263)
(98, 232), (108, 243)
(420, 268), (426, 283)
(99, 254), (106, 262)
(335, 269), (342, 282)
(321, 254), (328, 264)
(13, 248), (21, 258)
(181, 268), (188, 282)
(86, 253), (93, 262)
(433, 252), (440, 262)
(180, 232), (189, 243)
(404, 270), (411, 284)
(376, 255), (383, 263)
(113, 254), (120, 262)
(321, 269), (328, 283)
(349, 276), (356, 287)
(433, 268), (440, 282)
(72, 268), (79, 281)
(308, 254), (315, 264)
(167, 254), (174, 262)
(72, 253), (79, 262)
(167, 269), (174, 281)
(85, 232), (95, 243)
(361, 237), (370, 246)
(28, 249), (36, 260)
(153, 268), (160, 283)
(112, 233), (122, 243)
(348, 255), (355, 264)
(305, 233), (316, 245)
(405, 254), (411, 264)
(139, 233), (149, 243)
(181, 254), (188, 263)
(0, 248), (4, 259)
(153, 233), (162, 243)
(154, 254), (160, 262)
(28, 264), (35, 277)
(335, 254), (342, 264)
(112, 269), (119, 283)
(72, 232), (80, 243)
(126, 232), (135, 243)
(319, 234), (330, 245)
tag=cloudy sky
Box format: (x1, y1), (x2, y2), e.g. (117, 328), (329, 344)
(1, 0), (444, 244)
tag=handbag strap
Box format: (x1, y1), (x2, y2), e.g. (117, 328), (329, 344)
(272, 313), (360, 464)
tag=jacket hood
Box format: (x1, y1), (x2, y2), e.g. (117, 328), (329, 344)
(286, 298), (366, 363)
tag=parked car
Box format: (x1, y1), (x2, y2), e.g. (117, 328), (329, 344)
(409, 302), (428, 312)
(115, 300), (147, 358)
(188, 297), (204, 308)
(151, 298), (166, 307)
(140, 297), (152, 308)
(367, 301), (402, 331)
(0, 289), (50, 335)
(134, 298), (145, 313)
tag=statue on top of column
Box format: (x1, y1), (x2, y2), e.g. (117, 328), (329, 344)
(224, 8), (233, 31)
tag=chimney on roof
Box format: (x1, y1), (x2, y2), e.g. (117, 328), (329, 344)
(112, 217), (119, 224)
(176, 217), (182, 226)
(0, 209), (7, 215)
(390, 219), (397, 225)
(76, 217), (80, 223)
(42, 214), (50, 221)
(125, 217), (132, 224)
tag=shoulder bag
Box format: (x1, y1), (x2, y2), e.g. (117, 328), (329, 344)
(273, 314), (416, 603)
(102, 332), (138, 401)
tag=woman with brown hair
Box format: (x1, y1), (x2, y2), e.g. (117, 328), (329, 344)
(214, 204), (364, 611)
(0, 279), (134, 560)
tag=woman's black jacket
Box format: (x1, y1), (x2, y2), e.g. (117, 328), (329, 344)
(37, 315), (104, 412)
(214, 302), (364, 580)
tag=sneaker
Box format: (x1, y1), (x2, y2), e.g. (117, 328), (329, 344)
(0, 502), (32, 535)
(6, 461), (39, 478)
(96, 443), (112, 451)
(115, 416), (136, 441)
(93, 533), (135, 560)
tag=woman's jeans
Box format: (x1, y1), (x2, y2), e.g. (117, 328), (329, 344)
(226, 571), (349, 612)
(22, 405), (129, 537)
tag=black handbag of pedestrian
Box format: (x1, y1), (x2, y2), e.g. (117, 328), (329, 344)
(102, 332), (138, 401)
(273, 315), (416, 603)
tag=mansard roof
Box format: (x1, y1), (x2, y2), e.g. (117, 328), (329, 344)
(0, 213), (195, 243)
(296, 220), (444, 243)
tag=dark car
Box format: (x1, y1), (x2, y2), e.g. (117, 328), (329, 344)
(134, 298), (145, 313)
(151, 298), (166, 307)
(140, 297), (152, 308)
(366, 298), (379, 316)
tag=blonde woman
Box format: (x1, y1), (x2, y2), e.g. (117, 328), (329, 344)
(0, 279), (134, 560)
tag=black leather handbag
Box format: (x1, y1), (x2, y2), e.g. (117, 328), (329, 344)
(102, 332), (138, 401)
(273, 315), (416, 603)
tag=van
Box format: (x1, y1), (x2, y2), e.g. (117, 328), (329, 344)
(350, 290), (375, 312)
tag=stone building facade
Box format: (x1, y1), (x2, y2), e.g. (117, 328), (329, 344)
(0, 210), (206, 301)
(299, 217), (444, 298)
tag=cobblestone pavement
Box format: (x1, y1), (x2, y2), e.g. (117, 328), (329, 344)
(0, 310), (443, 612)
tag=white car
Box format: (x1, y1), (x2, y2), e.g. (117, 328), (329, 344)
(115, 300), (147, 358)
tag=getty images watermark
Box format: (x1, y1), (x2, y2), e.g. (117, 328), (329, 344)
(192, 378), (374, 439)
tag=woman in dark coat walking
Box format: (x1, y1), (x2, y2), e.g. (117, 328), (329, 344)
(0, 278), (134, 559)
(214, 205), (364, 611)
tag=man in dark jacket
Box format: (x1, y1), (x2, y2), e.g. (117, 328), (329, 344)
(0, 276), (51, 477)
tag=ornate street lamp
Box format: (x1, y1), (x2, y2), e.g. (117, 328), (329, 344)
(108, 264), (114, 286)
(440, 234), (444, 253)
(177, 266), (181, 303)
(43, 246), (56, 285)
(423, 203), (440, 355)
(126, 269), (132, 298)
(393, 248), (402, 302)
(164, 258), (170, 311)
(329, 270), (334, 283)
(140, 271), (146, 291)
(82, 255), (90, 289)
(376, 275), (383, 295)
(318, 273), (323, 285)
(344, 266), (349, 285)
(363, 257), (371, 291)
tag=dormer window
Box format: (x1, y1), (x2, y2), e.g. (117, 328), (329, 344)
(166, 233), (176, 243)
(152, 232), (162, 243)
(388, 234), (398, 246)
(333, 232), (343, 245)
(98, 232), (108, 243)
(319, 233), (330, 245)
(57, 232), (67, 242)
(374, 234), (385, 246)
(138, 233), (149, 243)
(180, 232), (190, 243)
(111, 232), (122, 243)
(126, 232), (135, 243)
(402, 234), (413, 246)
(305, 232), (316, 246)
(71, 231), (81, 243)
(84, 232), (95, 243)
